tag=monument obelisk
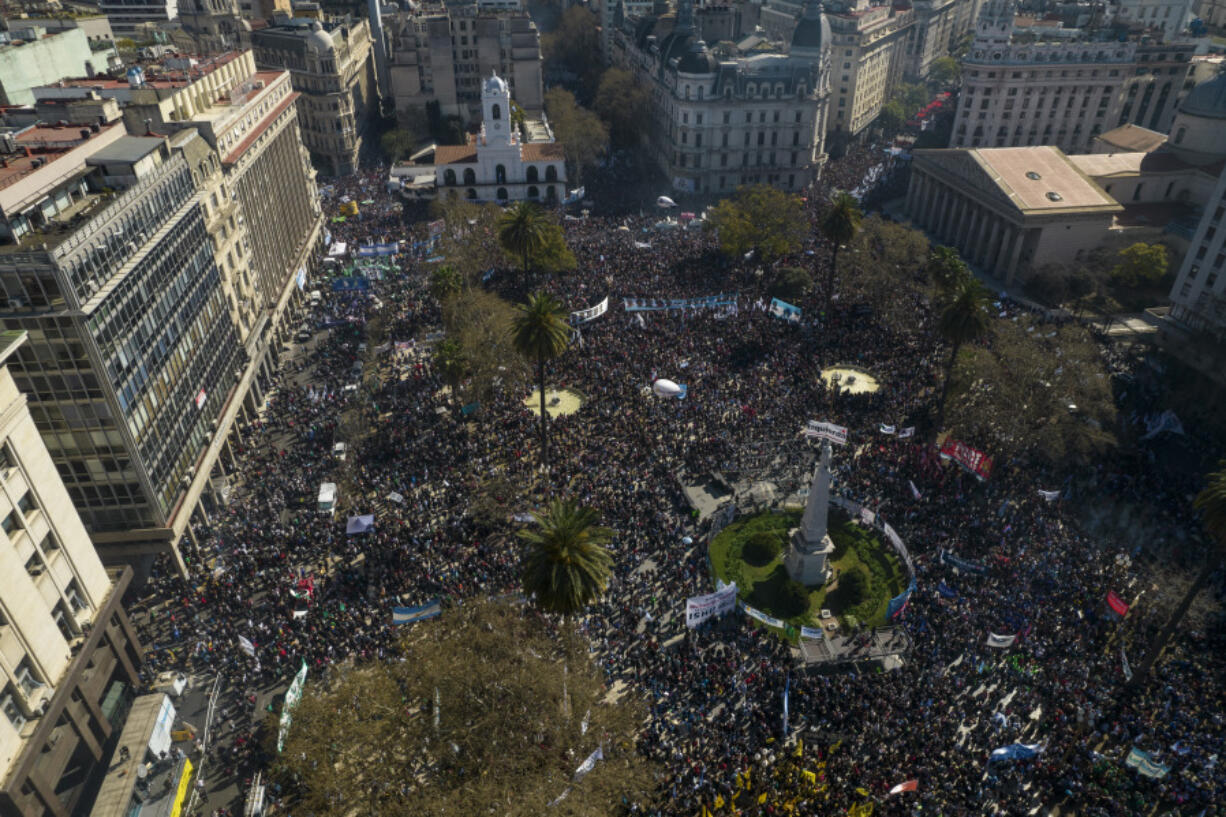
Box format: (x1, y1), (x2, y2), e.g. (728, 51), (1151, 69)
(784, 439), (836, 586)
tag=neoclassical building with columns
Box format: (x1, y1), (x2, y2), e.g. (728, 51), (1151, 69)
(905, 145), (1122, 283)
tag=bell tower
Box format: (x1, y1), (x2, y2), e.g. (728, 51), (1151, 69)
(481, 72), (513, 147)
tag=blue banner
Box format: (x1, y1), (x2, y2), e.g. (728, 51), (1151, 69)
(989, 743), (1043, 762)
(331, 277), (370, 292)
(1124, 747), (1171, 779)
(392, 600), (442, 625)
(937, 581), (959, 599)
(940, 550), (989, 576)
(623, 294), (737, 312)
(768, 297), (802, 323)
(887, 577), (917, 620)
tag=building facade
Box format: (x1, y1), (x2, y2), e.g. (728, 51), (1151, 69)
(1116, 0), (1195, 42)
(904, 0), (977, 79)
(388, 1), (544, 124)
(1166, 73), (1226, 350)
(825, 0), (913, 139)
(951, 0), (1197, 154)
(905, 145), (1123, 282)
(0, 124), (242, 570)
(96, 0), (179, 35)
(0, 329), (143, 817)
(251, 18), (375, 176)
(0, 28), (117, 108)
(612, 0), (831, 195)
(433, 73), (565, 202)
(19, 49), (323, 568)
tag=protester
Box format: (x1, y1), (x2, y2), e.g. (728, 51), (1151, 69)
(135, 152), (1226, 817)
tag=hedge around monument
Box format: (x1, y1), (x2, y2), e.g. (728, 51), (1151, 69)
(709, 509), (905, 633)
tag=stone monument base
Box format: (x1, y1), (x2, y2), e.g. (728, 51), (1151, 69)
(784, 528), (835, 587)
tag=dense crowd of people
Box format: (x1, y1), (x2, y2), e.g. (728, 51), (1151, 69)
(134, 146), (1225, 817)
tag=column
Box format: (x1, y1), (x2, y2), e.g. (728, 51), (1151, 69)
(1002, 228), (1024, 284)
(954, 198), (973, 250)
(923, 176), (939, 228)
(964, 208), (983, 262)
(981, 217), (1001, 270)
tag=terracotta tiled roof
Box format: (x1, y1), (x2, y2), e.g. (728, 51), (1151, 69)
(520, 142), (565, 161)
(434, 145), (479, 165)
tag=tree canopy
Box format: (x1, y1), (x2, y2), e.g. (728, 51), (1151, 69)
(271, 600), (657, 817)
(520, 499), (615, 616)
(1111, 241), (1170, 287)
(705, 184), (807, 262)
(545, 88), (608, 186)
(594, 68), (648, 147)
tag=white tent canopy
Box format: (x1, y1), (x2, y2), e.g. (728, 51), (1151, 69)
(656, 196), (677, 208)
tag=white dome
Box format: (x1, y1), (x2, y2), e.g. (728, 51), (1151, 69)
(483, 72), (508, 96)
(308, 21), (334, 53)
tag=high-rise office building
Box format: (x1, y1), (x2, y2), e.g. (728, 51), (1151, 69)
(0, 121), (241, 571)
(0, 329), (143, 817)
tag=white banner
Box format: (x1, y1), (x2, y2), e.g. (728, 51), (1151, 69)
(574, 747), (603, 781)
(898, 426), (915, 439)
(986, 632), (1017, 648)
(387, 491), (405, 504)
(686, 582), (738, 628)
(238, 635), (256, 657)
(880, 424), (896, 434)
(800, 625), (825, 640)
(570, 296), (609, 325)
(1121, 645), (1133, 681)
(1038, 489), (1061, 501)
(859, 507), (876, 527)
(804, 420), (848, 446)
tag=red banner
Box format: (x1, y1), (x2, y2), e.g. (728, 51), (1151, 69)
(939, 438), (994, 481)
(1106, 590), (1130, 617)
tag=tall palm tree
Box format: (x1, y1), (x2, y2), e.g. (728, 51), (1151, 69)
(520, 499), (614, 618)
(512, 292), (570, 475)
(819, 192), (863, 320)
(925, 245), (970, 295)
(497, 201), (547, 274)
(1133, 461), (1226, 684)
(432, 338), (467, 401)
(935, 276), (991, 435)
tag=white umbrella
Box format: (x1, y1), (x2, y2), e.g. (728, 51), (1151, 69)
(656, 195), (677, 208)
(652, 378), (682, 398)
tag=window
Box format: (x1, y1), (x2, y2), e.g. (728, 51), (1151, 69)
(545, 166), (558, 182)
(443, 168), (457, 186)
(16, 492), (34, 516)
(492, 104), (501, 121)
(527, 186), (539, 199)
(0, 512), (15, 535)
(66, 580), (86, 613)
(495, 165), (507, 184)
(496, 187), (508, 201)
(25, 551), (43, 577)
(15, 661), (41, 698)
(2, 688), (25, 731)
(526, 166), (539, 183)
(463, 168), (476, 185)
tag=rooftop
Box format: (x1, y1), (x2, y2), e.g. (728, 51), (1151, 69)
(1093, 124), (1167, 154)
(47, 51), (245, 92)
(973, 146), (1120, 212)
(85, 135), (164, 165)
(1068, 152), (1147, 178)
(0, 330), (27, 367)
(0, 121), (121, 194)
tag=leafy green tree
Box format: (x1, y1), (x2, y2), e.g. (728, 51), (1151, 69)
(1134, 462), (1226, 684)
(835, 568), (867, 606)
(544, 87), (608, 186)
(541, 6), (602, 93)
(497, 201), (548, 274)
(767, 266), (812, 302)
(512, 292), (571, 473)
(706, 184), (807, 262)
(594, 68), (648, 147)
(743, 531), (783, 565)
(520, 499), (614, 617)
(381, 128), (417, 162)
(929, 56), (960, 86)
(534, 222), (577, 273)
(272, 600), (655, 817)
(1111, 242), (1169, 287)
(926, 245), (970, 294)
(820, 191), (863, 318)
(442, 289), (529, 403)
(877, 99), (906, 134)
(936, 276), (991, 434)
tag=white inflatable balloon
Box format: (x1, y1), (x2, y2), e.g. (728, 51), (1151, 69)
(652, 378), (682, 398)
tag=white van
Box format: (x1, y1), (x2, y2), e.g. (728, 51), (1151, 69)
(318, 482), (337, 516)
(310, 289), (322, 308)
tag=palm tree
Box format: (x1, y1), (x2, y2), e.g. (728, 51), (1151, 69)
(432, 338), (467, 401)
(520, 499), (614, 617)
(512, 292), (570, 475)
(819, 192), (862, 320)
(1133, 462), (1226, 684)
(429, 264), (464, 303)
(497, 201), (547, 274)
(935, 276), (991, 435)
(925, 245), (970, 295)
